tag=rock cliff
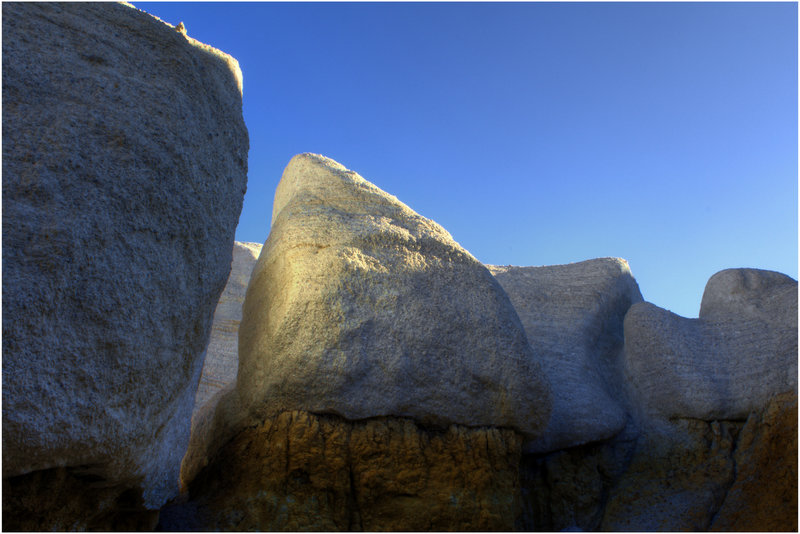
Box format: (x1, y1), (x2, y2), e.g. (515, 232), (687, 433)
(193, 242), (263, 415)
(623, 268), (797, 422)
(2, 2), (248, 529)
(180, 242), (262, 488)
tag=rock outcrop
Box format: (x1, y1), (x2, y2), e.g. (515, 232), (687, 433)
(2, 2), (248, 528)
(488, 259), (642, 453)
(237, 153), (552, 438)
(161, 411), (523, 531)
(168, 158), (796, 532)
(599, 390), (798, 532)
(623, 268), (797, 422)
(595, 268), (798, 531)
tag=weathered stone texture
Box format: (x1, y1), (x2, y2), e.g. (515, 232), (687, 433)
(517, 427), (638, 532)
(193, 241), (262, 415)
(600, 419), (742, 531)
(710, 391), (798, 532)
(2, 466), (160, 532)
(488, 259), (642, 453)
(237, 153), (551, 439)
(179, 241), (262, 491)
(161, 410), (523, 531)
(2, 0), (247, 514)
(623, 269), (797, 422)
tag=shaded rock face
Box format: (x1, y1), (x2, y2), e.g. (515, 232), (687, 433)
(3, 467), (160, 532)
(517, 426), (638, 531)
(193, 241), (262, 415)
(623, 269), (797, 422)
(600, 391), (798, 531)
(160, 410), (523, 531)
(517, 391), (797, 532)
(2, 0), (247, 518)
(238, 153), (552, 439)
(710, 390), (798, 532)
(180, 241), (262, 489)
(601, 418), (742, 531)
(488, 259), (642, 453)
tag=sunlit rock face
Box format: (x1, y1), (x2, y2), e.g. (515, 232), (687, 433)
(1, 2), (247, 526)
(623, 268), (797, 422)
(488, 259), (642, 453)
(237, 153), (552, 439)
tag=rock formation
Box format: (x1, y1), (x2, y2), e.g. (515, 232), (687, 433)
(488, 259), (643, 453)
(180, 241), (262, 488)
(596, 267), (798, 531)
(599, 390), (798, 532)
(169, 154), (796, 531)
(710, 390), (797, 531)
(192, 241), (262, 415)
(623, 268), (797, 422)
(161, 411), (523, 531)
(2, 2), (248, 529)
(237, 153), (552, 438)
(3, 4), (795, 524)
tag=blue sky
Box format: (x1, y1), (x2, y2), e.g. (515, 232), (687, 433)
(142, 2), (797, 318)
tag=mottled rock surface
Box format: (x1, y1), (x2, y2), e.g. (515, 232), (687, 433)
(3, 467), (160, 531)
(238, 153), (551, 439)
(623, 269), (797, 422)
(2, 1), (248, 518)
(488, 259), (642, 453)
(160, 410), (523, 531)
(600, 418), (742, 531)
(710, 391), (797, 532)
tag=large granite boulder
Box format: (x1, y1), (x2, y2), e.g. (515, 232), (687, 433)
(2, 1), (248, 524)
(487, 259), (642, 453)
(238, 153), (552, 439)
(623, 268), (797, 422)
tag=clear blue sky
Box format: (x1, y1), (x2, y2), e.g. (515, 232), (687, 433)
(141, 2), (797, 318)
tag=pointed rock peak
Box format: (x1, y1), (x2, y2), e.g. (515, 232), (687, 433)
(270, 153), (472, 264)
